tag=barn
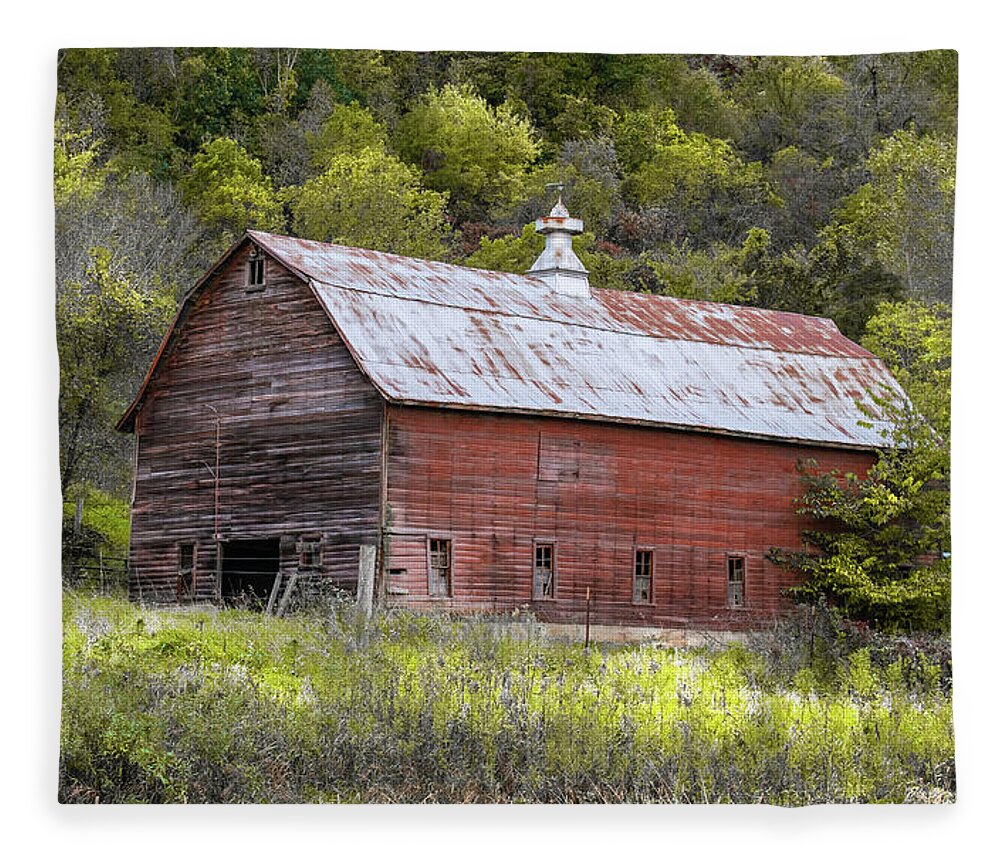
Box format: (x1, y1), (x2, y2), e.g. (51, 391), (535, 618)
(117, 201), (903, 631)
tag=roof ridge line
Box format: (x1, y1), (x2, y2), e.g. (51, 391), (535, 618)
(250, 229), (857, 329)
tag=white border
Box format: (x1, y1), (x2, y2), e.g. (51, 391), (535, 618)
(6, 3), (994, 857)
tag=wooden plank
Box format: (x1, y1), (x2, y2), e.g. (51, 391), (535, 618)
(265, 569), (284, 616)
(276, 571), (298, 617)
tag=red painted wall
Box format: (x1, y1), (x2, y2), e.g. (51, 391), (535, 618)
(382, 405), (874, 628)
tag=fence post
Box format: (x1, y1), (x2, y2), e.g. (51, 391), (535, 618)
(357, 544), (376, 618)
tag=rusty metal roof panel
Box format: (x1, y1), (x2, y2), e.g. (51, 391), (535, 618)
(249, 231), (904, 448)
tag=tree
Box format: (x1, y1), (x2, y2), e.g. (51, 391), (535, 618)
(288, 146), (451, 258)
(463, 223), (544, 273)
(769, 400), (950, 634)
(612, 107), (775, 250)
(306, 102), (388, 171)
(752, 226), (902, 342)
(861, 300), (951, 439)
(644, 228), (771, 304)
(395, 83), (541, 218)
(731, 56), (848, 161)
(180, 137), (285, 238)
(764, 146), (850, 250)
(833, 51), (959, 156)
(57, 248), (173, 494)
(512, 138), (624, 238)
(54, 121), (107, 206)
(768, 301), (952, 634)
(837, 129), (956, 303)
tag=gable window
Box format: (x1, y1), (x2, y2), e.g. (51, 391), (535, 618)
(727, 556), (746, 608)
(533, 542), (555, 600)
(633, 549), (653, 604)
(428, 538), (452, 597)
(177, 543), (195, 599)
(247, 250), (266, 290)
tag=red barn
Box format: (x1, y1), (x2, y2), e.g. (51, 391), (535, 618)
(117, 202), (902, 632)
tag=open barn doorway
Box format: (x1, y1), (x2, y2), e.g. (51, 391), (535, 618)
(220, 539), (280, 608)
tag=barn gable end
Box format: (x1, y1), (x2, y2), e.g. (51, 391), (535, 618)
(126, 239), (385, 603)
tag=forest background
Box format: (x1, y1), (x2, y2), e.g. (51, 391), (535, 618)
(6, 2), (998, 858)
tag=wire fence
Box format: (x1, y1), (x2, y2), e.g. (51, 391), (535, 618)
(63, 553), (129, 595)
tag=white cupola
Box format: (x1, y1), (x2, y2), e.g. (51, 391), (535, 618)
(528, 191), (590, 298)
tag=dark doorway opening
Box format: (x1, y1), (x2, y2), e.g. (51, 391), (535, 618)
(221, 539), (280, 608)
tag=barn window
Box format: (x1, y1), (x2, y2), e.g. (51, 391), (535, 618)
(633, 549), (653, 604)
(727, 556), (746, 608)
(428, 538), (452, 597)
(246, 249), (266, 290)
(297, 538), (321, 571)
(533, 542), (555, 600)
(177, 543), (195, 599)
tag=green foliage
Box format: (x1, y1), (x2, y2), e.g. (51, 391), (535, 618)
(753, 226), (903, 341)
(732, 56), (847, 159)
(765, 146), (846, 247)
(306, 102), (388, 171)
(53, 122), (107, 206)
(611, 107), (775, 249)
(837, 129), (956, 302)
(464, 223), (544, 273)
(180, 138), (285, 237)
(289, 147), (451, 258)
(862, 300), (952, 439)
(173, 49), (263, 152)
(56, 247), (173, 492)
(63, 485), (131, 553)
(60, 595), (954, 804)
(770, 397), (950, 634)
(395, 83), (541, 217)
(619, 108), (762, 208)
(645, 227), (771, 303)
(519, 139), (623, 236)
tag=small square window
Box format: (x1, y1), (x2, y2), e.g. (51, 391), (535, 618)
(428, 538), (452, 597)
(533, 543), (555, 600)
(633, 549), (653, 604)
(727, 556), (746, 608)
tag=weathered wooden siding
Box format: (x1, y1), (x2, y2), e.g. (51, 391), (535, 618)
(382, 406), (874, 629)
(128, 243), (384, 601)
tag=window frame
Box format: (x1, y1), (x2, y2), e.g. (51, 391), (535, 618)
(296, 536), (322, 572)
(246, 250), (266, 291)
(426, 536), (453, 598)
(632, 546), (655, 605)
(532, 539), (557, 601)
(727, 554), (748, 609)
(177, 542), (196, 599)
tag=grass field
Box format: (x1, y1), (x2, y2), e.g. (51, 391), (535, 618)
(59, 593), (954, 804)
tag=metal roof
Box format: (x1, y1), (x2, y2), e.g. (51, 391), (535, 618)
(248, 231), (904, 449)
